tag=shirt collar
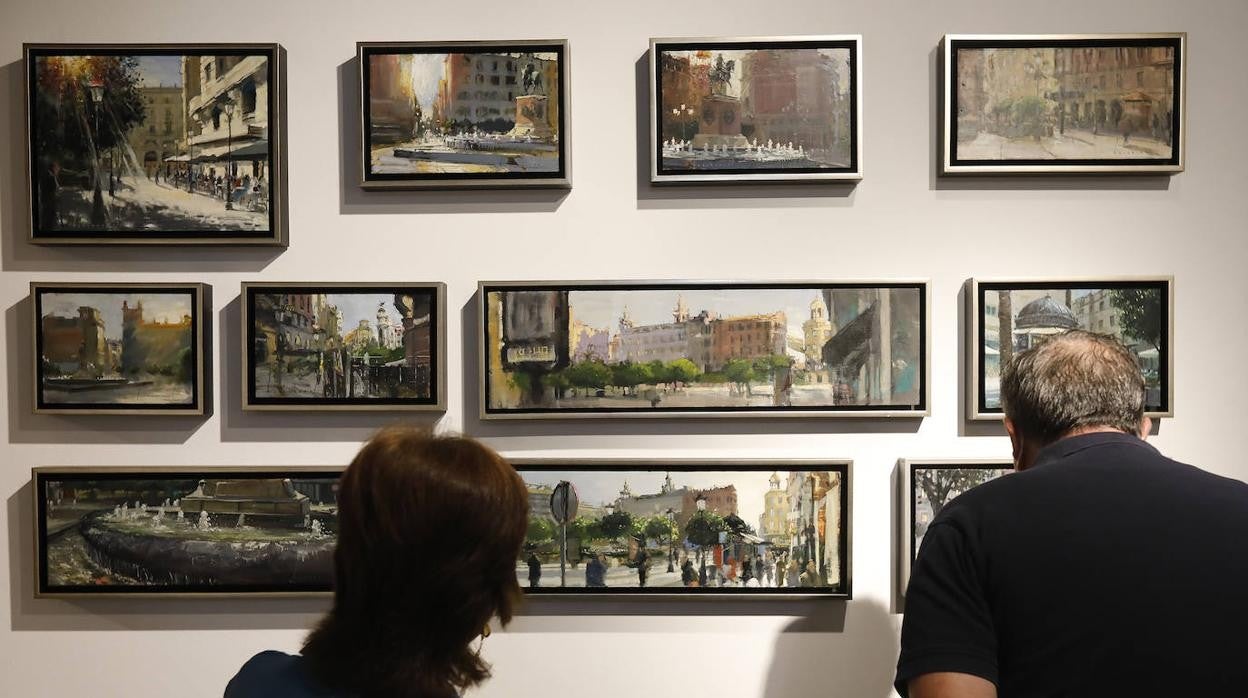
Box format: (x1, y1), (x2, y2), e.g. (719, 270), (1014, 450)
(1032, 430), (1157, 469)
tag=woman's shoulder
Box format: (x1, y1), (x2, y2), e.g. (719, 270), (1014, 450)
(225, 650), (340, 697)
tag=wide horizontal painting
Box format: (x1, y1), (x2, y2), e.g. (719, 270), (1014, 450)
(651, 36), (861, 182)
(481, 281), (928, 418)
(943, 34), (1185, 174)
(32, 282), (207, 415)
(243, 283), (444, 411)
(25, 44), (284, 243)
(34, 467), (340, 595)
(970, 278), (1172, 419)
(359, 41), (569, 189)
(516, 461), (850, 596)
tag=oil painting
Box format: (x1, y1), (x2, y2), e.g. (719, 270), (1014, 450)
(481, 281), (927, 419)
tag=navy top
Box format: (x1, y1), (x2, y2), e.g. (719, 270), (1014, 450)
(225, 651), (341, 697)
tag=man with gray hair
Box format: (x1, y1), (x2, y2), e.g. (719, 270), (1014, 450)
(896, 330), (1248, 698)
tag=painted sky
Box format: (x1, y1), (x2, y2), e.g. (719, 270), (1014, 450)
(324, 294), (399, 333)
(662, 48), (850, 99)
(41, 293), (192, 342)
(403, 51), (560, 112)
(136, 56), (183, 88)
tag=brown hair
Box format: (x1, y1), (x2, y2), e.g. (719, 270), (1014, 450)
(302, 426), (528, 698)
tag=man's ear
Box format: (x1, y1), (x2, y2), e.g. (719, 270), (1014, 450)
(1004, 417), (1023, 470)
(1138, 416), (1153, 441)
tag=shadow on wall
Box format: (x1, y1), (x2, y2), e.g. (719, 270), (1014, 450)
(762, 598), (898, 698)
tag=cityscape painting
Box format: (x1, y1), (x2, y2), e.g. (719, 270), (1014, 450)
(34, 467), (339, 596)
(358, 41), (569, 189)
(651, 36), (861, 182)
(243, 283), (444, 411)
(943, 34), (1185, 174)
(970, 278), (1172, 420)
(24, 44), (284, 243)
(515, 460), (851, 596)
(480, 281), (928, 418)
(900, 460), (1012, 593)
(32, 282), (207, 415)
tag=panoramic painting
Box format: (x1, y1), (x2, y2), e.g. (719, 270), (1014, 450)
(945, 35), (1184, 173)
(35, 467), (339, 595)
(481, 282), (927, 418)
(359, 41), (568, 188)
(901, 461), (1012, 590)
(33, 283), (205, 414)
(973, 278), (1172, 419)
(652, 37), (860, 182)
(243, 283), (443, 410)
(25, 44), (283, 243)
(516, 461), (850, 596)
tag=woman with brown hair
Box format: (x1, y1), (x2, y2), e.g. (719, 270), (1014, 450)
(225, 426), (529, 698)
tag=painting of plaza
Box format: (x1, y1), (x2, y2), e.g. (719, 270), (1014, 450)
(27, 48), (276, 238)
(364, 44), (564, 180)
(484, 284), (924, 416)
(906, 463), (1012, 583)
(517, 465), (848, 594)
(35, 287), (199, 409)
(247, 286), (438, 407)
(978, 282), (1168, 414)
(37, 470), (337, 594)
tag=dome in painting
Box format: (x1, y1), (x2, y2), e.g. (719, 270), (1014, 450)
(1015, 296), (1079, 330)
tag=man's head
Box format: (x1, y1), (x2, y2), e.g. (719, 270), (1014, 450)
(1001, 330), (1151, 470)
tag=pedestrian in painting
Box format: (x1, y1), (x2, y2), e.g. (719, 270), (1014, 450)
(681, 558), (696, 587)
(799, 561), (819, 587)
(39, 161), (61, 229)
(775, 555), (787, 587)
(741, 557), (754, 584)
(635, 548), (651, 587)
(585, 554), (606, 588)
(526, 551), (541, 589)
(786, 558), (801, 588)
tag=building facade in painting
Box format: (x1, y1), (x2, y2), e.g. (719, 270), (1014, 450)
(42, 308), (110, 374)
(369, 54), (418, 143)
(187, 55), (270, 180)
(740, 49), (848, 152)
(802, 295), (834, 368)
(128, 85), (184, 178)
(759, 472), (790, 546)
(709, 312), (787, 370)
(434, 53), (557, 132)
(121, 300), (192, 375)
(1055, 46), (1175, 139)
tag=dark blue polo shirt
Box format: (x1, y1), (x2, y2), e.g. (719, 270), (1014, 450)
(225, 651), (341, 697)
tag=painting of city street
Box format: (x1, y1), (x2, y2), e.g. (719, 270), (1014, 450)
(482, 282), (926, 418)
(25, 45), (283, 242)
(359, 41), (568, 187)
(244, 284), (443, 410)
(35, 467), (339, 595)
(33, 283), (205, 414)
(652, 37), (860, 181)
(973, 278), (1172, 419)
(516, 462), (850, 596)
(945, 35), (1184, 172)
(902, 461), (1012, 590)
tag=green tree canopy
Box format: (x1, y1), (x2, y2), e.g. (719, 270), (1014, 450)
(565, 360), (612, 395)
(685, 510), (727, 547)
(644, 515), (677, 545)
(597, 510), (634, 542)
(526, 517), (556, 544)
(723, 359), (755, 392)
(610, 362), (652, 395)
(1110, 288), (1162, 350)
(667, 358), (701, 385)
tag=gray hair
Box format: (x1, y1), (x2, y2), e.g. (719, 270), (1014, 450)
(1000, 330), (1145, 443)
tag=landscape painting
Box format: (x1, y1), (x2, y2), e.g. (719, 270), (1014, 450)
(944, 35), (1184, 173)
(515, 461), (850, 596)
(972, 278), (1172, 419)
(25, 44), (283, 243)
(651, 36), (860, 182)
(33, 283), (206, 414)
(243, 283), (444, 411)
(35, 467), (339, 595)
(481, 281), (927, 418)
(359, 41), (568, 188)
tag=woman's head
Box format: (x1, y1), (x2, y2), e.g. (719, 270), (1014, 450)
(303, 426), (528, 698)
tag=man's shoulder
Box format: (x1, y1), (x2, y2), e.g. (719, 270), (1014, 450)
(226, 651), (337, 698)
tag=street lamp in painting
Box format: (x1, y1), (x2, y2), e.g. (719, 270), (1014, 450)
(666, 507), (676, 573)
(222, 95), (236, 210)
(86, 80), (106, 226)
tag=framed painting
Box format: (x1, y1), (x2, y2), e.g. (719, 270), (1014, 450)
(514, 459), (851, 597)
(242, 282), (445, 411)
(358, 40), (570, 189)
(33, 466), (340, 597)
(480, 280), (928, 419)
(968, 277), (1173, 420)
(24, 43), (286, 244)
(649, 35), (862, 184)
(898, 459), (1012, 594)
(32, 282), (208, 415)
(942, 34), (1185, 174)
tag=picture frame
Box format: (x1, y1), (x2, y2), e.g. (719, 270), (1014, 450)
(941, 33), (1186, 175)
(479, 280), (929, 420)
(24, 43), (286, 244)
(967, 277), (1174, 421)
(33, 465), (340, 597)
(357, 40), (571, 189)
(241, 282), (446, 412)
(513, 459), (852, 598)
(898, 459), (1012, 596)
(32, 281), (209, 415)
(649, 35), (863, 184)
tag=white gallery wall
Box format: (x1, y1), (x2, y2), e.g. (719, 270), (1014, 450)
(2, 0), (1246, 695)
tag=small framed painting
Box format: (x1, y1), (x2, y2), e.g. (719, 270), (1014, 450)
(24, 43), (286, 244)
(942, 34), (1185, 174)
(899, 460), (1013, 594)
(358, 40), (570, 189)
(32, 282), (208, 415)
(242, 282), (445, 411)
(649, 35), (862, 184)
(34, 466), (340, 596)
(480, 280), (929, 419)
(967, 277), (1174, 420)
(514, 459), (851, 598)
